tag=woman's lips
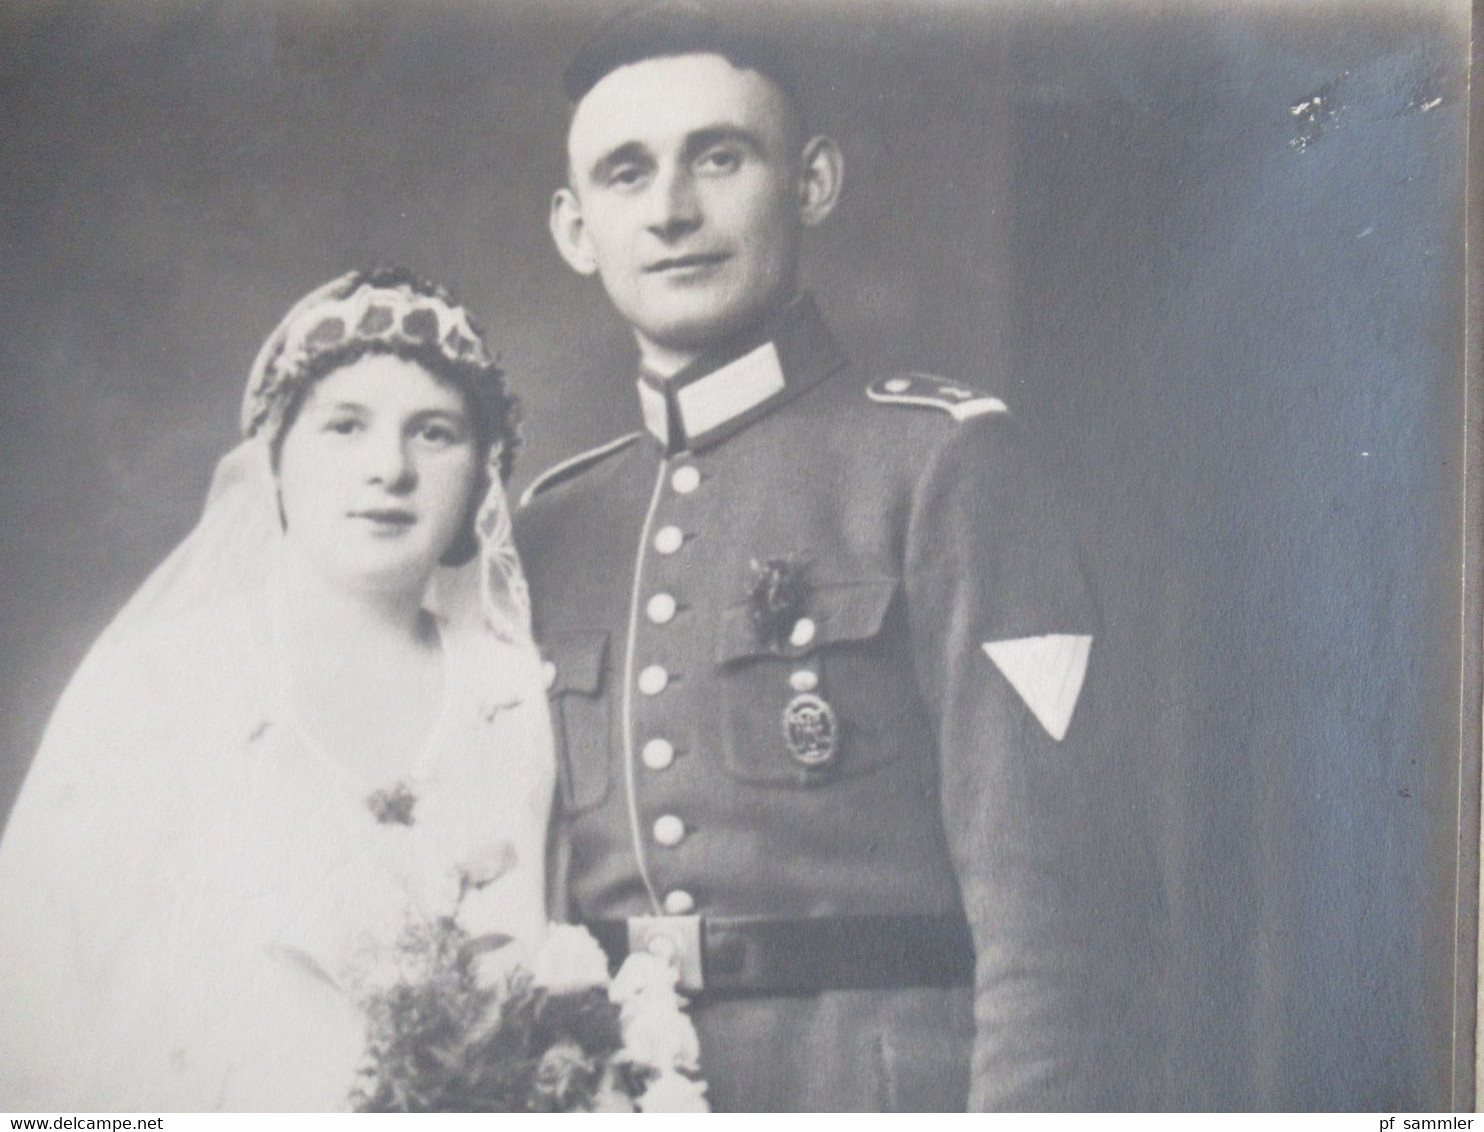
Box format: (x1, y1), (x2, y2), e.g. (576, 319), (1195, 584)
(350, 507), (416, 530)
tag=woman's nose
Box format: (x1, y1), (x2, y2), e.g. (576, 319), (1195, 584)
(365, 429), (415, 491)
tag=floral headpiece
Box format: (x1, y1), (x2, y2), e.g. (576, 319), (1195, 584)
(242, 267), (501, 445)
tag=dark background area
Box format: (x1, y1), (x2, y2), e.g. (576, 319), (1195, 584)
(0, 0), (1471, 1110)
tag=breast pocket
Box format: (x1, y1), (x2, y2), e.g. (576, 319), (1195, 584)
(714, 578), (914, 787)
(542, 630), (612, 814)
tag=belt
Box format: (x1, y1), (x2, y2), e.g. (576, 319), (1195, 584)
(586, 913), (974, 996)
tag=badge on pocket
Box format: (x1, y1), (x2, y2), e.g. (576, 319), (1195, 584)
(783, 692), (839, 768)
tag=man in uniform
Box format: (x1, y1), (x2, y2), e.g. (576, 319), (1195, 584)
(515, 4), (1105, 1111)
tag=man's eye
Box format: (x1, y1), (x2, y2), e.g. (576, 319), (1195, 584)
(606, 165), (647, 189)
(697, 147), (742, 174)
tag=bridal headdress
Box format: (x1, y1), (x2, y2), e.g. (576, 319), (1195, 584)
(107, 267), (533, 644)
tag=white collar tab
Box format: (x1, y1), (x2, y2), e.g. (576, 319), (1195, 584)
(638, 340), (787, 450)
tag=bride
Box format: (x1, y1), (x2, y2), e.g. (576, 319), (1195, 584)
(0, 268), (553, 1111)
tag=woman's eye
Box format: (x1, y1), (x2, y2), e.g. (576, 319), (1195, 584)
(414, 422), (461, 446)
(323, 418), (361, 435)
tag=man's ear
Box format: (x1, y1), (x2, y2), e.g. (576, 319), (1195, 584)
(797, 135), (844, 228)
(549, 187), (598, 276)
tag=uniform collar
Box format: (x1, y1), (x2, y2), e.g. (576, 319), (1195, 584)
(635, 295), (847, 454)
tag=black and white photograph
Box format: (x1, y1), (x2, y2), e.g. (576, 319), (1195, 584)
(0, 0), (1474, 1113)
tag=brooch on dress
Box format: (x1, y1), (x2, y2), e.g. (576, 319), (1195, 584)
(366, 781), (418, 826)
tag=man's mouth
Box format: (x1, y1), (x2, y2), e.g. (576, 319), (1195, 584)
(644, 251), (730, 274)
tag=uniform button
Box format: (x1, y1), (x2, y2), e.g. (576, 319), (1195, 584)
(663, 889), (696, 915)
(789, 669), (819, 693)
(654, 525), (684, 555)
(638, 665), (669, 696)
(541, 661), (557, 690)
(646, 593), (678, 624)
(653, 814), (686, 847)
(641, 738), (676, 770)
(670, 465), (701, 494)
(789, 617), (817, 648)
(884, 377), (912, 394)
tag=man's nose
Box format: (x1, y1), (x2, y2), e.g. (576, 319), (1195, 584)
(647, 163), (702, 241)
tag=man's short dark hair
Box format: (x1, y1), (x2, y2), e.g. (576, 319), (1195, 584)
(562, 2), (805, 123)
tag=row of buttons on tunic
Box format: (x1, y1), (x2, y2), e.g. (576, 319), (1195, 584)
(643, 463), (704, 918)
(635, 462), (830, 911)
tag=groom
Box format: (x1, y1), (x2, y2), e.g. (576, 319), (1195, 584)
(515, 4), (1102, 1111)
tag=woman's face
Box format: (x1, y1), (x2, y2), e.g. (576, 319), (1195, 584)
(276, 353), (481, 598)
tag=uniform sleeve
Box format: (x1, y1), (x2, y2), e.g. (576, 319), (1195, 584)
(903, 416), (1105, 1111)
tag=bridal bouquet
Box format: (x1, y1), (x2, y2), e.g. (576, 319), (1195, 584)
(351, 919), (709, 1112)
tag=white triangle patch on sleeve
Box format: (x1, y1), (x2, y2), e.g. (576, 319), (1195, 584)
(981, 634), (1093, 742)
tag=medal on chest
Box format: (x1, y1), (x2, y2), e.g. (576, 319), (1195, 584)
(782, 691), (839, 769)
(744, 556), (842, 771)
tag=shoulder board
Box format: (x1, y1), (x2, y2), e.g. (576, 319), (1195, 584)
(518, 432), (642, 508)
(866, 373), (1008, 422)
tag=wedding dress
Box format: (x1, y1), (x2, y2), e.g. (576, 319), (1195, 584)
(0, 441), (554, 1112)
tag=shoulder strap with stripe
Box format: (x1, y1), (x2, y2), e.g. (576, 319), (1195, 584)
(866, 373), (1008, 422)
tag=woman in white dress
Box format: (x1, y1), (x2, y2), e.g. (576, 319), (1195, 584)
(0, 268), (554, 1111)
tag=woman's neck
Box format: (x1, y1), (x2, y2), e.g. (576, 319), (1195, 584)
(273, 545), (436, 660)
(270, 545), (448, 786)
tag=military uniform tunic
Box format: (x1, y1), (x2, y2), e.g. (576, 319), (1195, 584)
(514, 297), (1100, 1111)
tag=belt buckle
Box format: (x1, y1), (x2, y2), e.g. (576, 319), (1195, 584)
(626, 914), (703, 993)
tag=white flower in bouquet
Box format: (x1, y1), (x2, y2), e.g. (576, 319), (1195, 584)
(610, 954), (700, 1072)
(624, 1007), (702, 1079)
(609, 950), (683, 1006)
(604, 950), (707, 1111)
(636, 1068), (711, 1114)
(527, 923), (612, 992)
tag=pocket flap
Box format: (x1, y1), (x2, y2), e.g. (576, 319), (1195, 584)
(542, 630), (609, 695)
(716, 578), (899, 664)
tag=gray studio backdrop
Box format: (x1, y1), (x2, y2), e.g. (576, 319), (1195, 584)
(0, 0), (1471, 1111)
